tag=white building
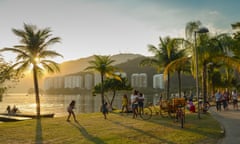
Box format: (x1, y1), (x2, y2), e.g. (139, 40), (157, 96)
(84, 73), (93, 90)
(131, 73), (147, 88)
(153, 74), (165, 89)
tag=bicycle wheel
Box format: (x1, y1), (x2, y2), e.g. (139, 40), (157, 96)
(140, 107), (152, 120)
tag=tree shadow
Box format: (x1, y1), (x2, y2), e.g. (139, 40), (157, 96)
(35, 118), (43, 144)
(70, 121), (106, 144)
(108, 119), (175, 144)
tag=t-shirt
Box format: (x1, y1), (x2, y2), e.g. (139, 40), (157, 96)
(131, 94), (138, 104)
(232, 92), (238, 100)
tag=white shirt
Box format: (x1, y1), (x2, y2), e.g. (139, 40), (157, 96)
(131, 94), (138, 104)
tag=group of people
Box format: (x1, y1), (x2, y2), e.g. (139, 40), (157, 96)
(215, 89), (238, 111)
(121, 90), (145, 119)
(6, 105), (20, 115)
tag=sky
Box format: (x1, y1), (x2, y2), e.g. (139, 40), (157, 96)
(0, 0), (239, 63)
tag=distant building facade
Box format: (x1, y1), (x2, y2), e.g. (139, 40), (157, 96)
(131, 73), (147, 88)
(153, 74), (165, 89)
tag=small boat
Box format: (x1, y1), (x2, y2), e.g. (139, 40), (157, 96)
(0, 115), (32, 122)
(0, 113), (55, 118)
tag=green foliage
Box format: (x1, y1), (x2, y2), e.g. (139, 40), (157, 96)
(0, 57), (23, 99)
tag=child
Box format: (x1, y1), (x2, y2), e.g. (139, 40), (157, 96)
(66, 100), (77, 122)
(101, 102), (109, 119)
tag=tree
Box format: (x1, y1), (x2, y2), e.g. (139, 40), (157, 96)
(0, 23), (63, 118)
(163, 39), (191, 98)
(85, 55), (118, 106)
(140, 36), (185, 99)
(0, 57), (23, 101)
(93, 75), (132, 108)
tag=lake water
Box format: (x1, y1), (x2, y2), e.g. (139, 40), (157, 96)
(0, 93), (106, 117)
(0, 93), (157, 118)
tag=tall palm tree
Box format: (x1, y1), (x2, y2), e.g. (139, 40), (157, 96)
(163, 38), (191, 98)
(0, 23), (62, 118)
(140, 36), (184, 99)
(85, 55), (117, 106)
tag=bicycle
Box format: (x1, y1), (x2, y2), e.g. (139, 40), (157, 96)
(138, 103), (152, 120)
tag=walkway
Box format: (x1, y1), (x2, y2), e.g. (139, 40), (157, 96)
(209, 105), (240, 144)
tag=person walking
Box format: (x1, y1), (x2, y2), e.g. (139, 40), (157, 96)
(232, 90), (238, 110)
(215, 90), (222, 111)
(121, 94), (129, 113)
(101, 102), (109, 119)
(66, 100), (77, 122)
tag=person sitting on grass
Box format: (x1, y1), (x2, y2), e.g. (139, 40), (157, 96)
(6, 105), (11, 115)
(188, 100), (195, 113)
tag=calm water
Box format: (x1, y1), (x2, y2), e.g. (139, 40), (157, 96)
(0, 93), (157, 118)
(0, 93), (105, 117)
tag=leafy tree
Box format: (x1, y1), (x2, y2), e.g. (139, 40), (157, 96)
(0, 24), (63, 118)
(93, 75), (132, 108)
(0, 57), (23, 101)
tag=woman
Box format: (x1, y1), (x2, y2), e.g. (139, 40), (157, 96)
(67, 100), (77, 122)
(131, 90), (139, 119)
(121, 94), (129, 113)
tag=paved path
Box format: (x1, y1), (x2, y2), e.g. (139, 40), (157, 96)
(209, 105), (240, 144)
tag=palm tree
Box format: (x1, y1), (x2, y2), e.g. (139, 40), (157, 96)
(140, 36), (184, 99)
(163, 39), (191, 98)
(85, 55), (118, 106)
(0, 23), (62, 118)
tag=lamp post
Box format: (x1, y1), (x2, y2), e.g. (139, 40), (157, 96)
(194, 27), (209, 119)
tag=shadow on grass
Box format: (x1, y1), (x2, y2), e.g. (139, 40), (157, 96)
(148, 112), (223, 139)
(108, 119), (175, 144)
(35, 118), (43, 144)
(70, 121), (106, 144)
(114, 112), (221, 140)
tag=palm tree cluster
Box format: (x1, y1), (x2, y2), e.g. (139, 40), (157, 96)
(141, 21), (240, 103)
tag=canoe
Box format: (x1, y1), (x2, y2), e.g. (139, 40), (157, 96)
(0, 115), (32, 122)
(0, 113), (55, 118)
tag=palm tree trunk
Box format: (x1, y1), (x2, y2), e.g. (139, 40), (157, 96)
(33, 65), (40, 118)
(110, 90), (116, 106)
(177, 70), (182, 98)
(101, 73), (104, 106)
(167, 72), (170, 100)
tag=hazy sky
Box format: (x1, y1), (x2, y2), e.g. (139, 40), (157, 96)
(0, 0), (239, 63)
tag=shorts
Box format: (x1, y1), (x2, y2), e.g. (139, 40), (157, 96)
(138, 102), (144, 108)
(233, 99), (238, 104)
(132, 103), (138, 109)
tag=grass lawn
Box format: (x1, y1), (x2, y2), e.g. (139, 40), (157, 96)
(0, 111), (223, 144)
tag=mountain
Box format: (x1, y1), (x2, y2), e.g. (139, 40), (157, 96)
(7, 53), (146, 93)
(53, 53), (143, 76)
(7, 53), (196, 93)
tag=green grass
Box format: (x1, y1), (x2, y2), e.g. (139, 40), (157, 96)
(0, 111), (223, 144)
